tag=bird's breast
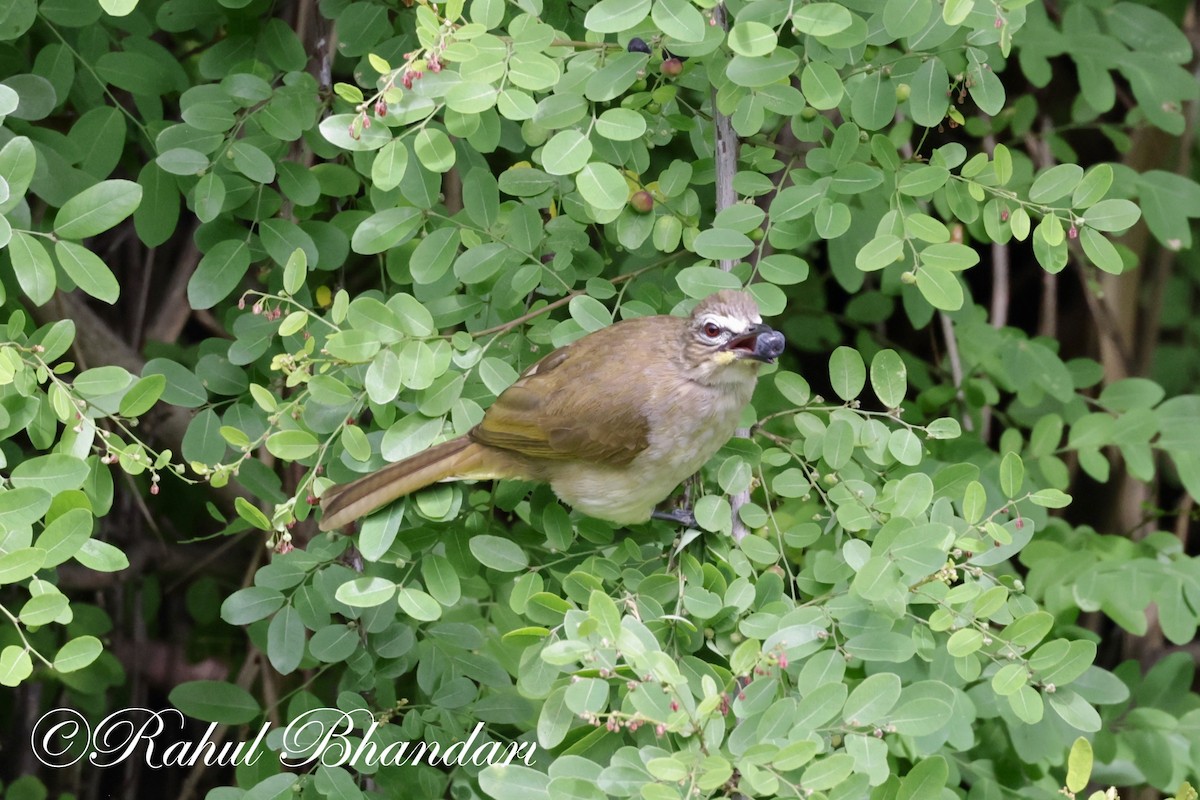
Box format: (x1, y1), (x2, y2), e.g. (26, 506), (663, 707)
(548, 375), (755, 524)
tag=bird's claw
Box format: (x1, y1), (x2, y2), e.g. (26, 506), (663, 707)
(651, 508), (698, 528)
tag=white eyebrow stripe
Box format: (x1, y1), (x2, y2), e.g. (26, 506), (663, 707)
(704, 313), (759, 332)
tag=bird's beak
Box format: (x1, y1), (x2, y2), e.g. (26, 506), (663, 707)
(724, 323), (786, 364)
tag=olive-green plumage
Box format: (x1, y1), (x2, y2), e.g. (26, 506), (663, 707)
(318, 290), (784, 530)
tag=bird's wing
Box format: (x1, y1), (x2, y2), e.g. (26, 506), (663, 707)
(470, 325), (653, 466)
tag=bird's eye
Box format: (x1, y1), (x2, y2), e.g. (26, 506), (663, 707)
(703, 322), (721, 338)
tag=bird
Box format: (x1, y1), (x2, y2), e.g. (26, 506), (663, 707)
(317, 289), (785, 531)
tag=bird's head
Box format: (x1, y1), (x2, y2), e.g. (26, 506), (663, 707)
(682, 290), (786, 385)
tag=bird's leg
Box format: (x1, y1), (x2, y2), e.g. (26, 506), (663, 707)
(651, 507), (698, 527)
(652, 474), (701, 527)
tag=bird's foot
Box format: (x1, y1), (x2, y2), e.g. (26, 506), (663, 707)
(651, 507), (697, 528)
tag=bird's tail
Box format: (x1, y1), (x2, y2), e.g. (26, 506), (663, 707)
(318, 436), (491, 531)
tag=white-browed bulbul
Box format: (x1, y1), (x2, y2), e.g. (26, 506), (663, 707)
(318, 290), (785, 531)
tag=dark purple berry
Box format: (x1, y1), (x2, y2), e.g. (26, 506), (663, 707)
(627, 37), (650, 54)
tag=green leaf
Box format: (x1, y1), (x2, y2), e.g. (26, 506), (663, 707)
(336, 577), (396, 608)
(870, 348), (906, 407)
(53, 635), (102, 673)
(1082, 199), (1140, 232)
(446, 81), (499, 114)
(898, 756), (948, 800)
(0, 488), (52, 531)
(187, 240), (251, 310)
(0, 136), (34, 214)
(145, 359), (207, 408)
(156, 147), (209, 175)
(267, 605), (305, 674)
(0, 548), (46, 585)
(408, 227), (460, 285)
(319, 113), (390, 151)
(584, 0), (651, 33)
(676, 266), (742, 297)
(309, 624), (359, 663)
(221, 586), (285, 625)
(235, 497), (272, 531)
(823, 419), (855, 468)
(541, 129), (592, 176)
(943, 0), (972, 25)
(729, 22), (777, 57)
(397, 587), (442, 621)
(791, 3), (852, 36)
(594, 108), (646, 141)
(100, 0), (139, 17)
(652, 0), (705, 42)
(909, 57), (949, 127)
(842, 672), (901, 724)
(1066, 737), (1093, 793)
(801, 754), (855, 791)
(575, 162), (628, 210)
(170, 680), (261, 724)
(54, 240), (120, 304)
(371, 139), (409, 191)
(855, 234), (904, 271)
(801, 62), (844, 110)
(829, 346), (865, 401)
(35, 508), (92, 568)
(889, 428), (922, 465)
(11, 454), (90, 493)
(8, 231), (56, 305)
(967, 61), (1005, 115)
(992, 662), (1028, 695)
(0, 645), (33, 686)
(850, 72), (897, 131)
(54, 179), (143, 238)
(414, 128), (455, 172)
(1072, 163), (1113, 209)
(921, 242), (979, 271)
(883, 0), (931, 39)
(1079, 227), (1124, 274)
(1030, 488), (1071, 508)
(693, 229), (754, 262)
(569, 295), (612, 332)
(1029, 164), (1084, 204)
(996, 452), (1024, 499)
(758, 254), (809, 285)
(74, 365), (132, 397)
(266, 430), (319, 460)
(479, 764), (550, 800)
(508, 53), (560, 92)
(947, 628), (984, 657)
(421, 554), (462, 606)
(193, 172), (225, 222)
(915, 265), (963, 310)
(898, 165), (950, 197)
(351, 207), (423, 255)
(470, 535), (530, 572)
(228, 141), (275, 183)
(1009, 684), (1045, 724)
(75, 538), (129, 572)
(992, 143), (1013, 185)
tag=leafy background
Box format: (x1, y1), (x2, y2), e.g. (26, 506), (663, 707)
(1, 0), (1200, 798)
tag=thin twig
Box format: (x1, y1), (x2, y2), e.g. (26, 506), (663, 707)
(710, 2), (751, 543)
(939, 311), (973, 432)
(1026, 117), (1059, 340)
(469, 258), (676, 338)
